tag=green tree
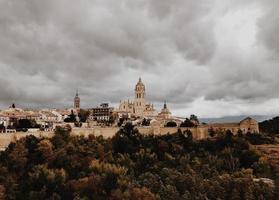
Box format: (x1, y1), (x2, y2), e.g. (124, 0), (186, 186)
(64, 110), (77, 123)
(190, 114), (199, 124)
(180, 118), (195, 128)
(17, 119), (40, 131)
(51, 125), (71, 148)
(7, 141), (28, 173)
(112, 122), (142, 154)
(78, 109), (90, 123)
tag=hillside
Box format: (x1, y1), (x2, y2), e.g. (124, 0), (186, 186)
(259, 117), (279, 135)
(255, 143), (279, 174)
(0, 125), (278, 199)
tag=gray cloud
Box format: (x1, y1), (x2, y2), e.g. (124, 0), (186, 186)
(257, 1), (279, 58)
(0, 0), (279, 117)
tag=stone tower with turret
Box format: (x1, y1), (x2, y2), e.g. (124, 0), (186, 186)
(134, 78), (146, 116)
(74, 90), (80, 109)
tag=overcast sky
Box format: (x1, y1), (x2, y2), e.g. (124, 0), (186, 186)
(0, 0), (279, 117)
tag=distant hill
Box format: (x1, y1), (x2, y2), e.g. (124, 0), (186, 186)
(259, 117), (279, 134)
(200, 115), (274, 124)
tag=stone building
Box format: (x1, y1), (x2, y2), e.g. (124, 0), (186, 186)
(118, 78), (157, 117)
(0, 107), (41, 131)
(89, 103), (114, 122)
(203, 117), (259, 134)
(145, 117), (260, 139)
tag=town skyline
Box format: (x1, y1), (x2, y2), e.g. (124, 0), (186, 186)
(0, 77), (277, 121)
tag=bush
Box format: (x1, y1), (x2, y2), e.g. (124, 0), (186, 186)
(165, 121), (177, 127)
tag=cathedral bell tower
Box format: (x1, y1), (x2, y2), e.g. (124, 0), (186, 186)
(74, 90), (80, 109)
(134, 77), (146, 116)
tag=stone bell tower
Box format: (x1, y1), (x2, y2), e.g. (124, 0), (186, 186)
(134, 77), (146, 116)
(74, 89), (80, 109)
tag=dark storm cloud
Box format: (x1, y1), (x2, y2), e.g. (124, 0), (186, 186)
(257, 0), (279, 59)
(0, 0), (279, 117)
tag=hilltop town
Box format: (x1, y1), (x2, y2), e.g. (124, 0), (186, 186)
(0, 78), (259, 141)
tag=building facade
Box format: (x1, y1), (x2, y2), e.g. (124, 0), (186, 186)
(89, 103), (114, 125)
(118, 78), (157, 117)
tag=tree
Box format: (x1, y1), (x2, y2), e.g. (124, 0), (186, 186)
(259, 116), (279, 135)
(180, 118), (195, 128)
(27, 165), (66, 199)
(16, 119), (40, 131)
(112, 122), (142, 153)
(142, 118), (150, 126)
(128, 187), (158, 200)
(165, 121), (177, 127)
(0, 185), (5, 200)
(51, 125), (71, 148)
(78, 109), (90, 123)
(239, 150), (260, 168)
(190, 114), (199, 124)
(7, 141), (28, 173)
(0, 123), (5, 132)
(37, 139), (54, 162)
(64, 110), (77, 123)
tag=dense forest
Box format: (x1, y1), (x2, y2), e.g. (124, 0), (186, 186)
(0, 124), (278, 200)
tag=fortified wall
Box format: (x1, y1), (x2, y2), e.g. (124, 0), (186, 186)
(0, 117), (258, 150)
(0, 132), (53, 150)
(0, 126), (210, 150)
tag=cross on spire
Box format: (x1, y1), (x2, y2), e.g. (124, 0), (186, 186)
(76, 89), (79, 97)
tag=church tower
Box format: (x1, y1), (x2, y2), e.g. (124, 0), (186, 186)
(74, 90), (80, 109)
(134, 77), (146, 116)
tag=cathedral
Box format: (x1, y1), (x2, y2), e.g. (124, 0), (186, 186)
(118, 78), (157, 117)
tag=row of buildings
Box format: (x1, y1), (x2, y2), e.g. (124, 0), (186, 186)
(0, 78), (259, 135)
(0, 107), (71, 133)
(85, 78), (259, 134)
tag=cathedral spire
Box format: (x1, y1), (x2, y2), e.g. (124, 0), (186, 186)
(76, 89), (79, 97)
(164, 100), (167, 109)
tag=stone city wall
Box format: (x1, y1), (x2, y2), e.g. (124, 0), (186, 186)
(0, 125), (227, 150)
(0, 131), (53, 150)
